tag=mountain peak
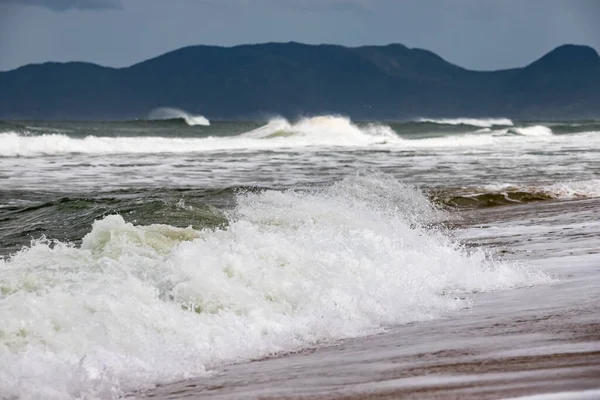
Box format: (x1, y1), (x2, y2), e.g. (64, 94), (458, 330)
(2, 42), (600, 120)
(528, 44), (600, 69)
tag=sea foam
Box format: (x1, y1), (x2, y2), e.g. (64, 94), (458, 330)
(5, 114), (580, 158)
(0, 174), (547, 399)
(483, 179), (600, 200)
(508, 125), (554, 136)
(417, 117), (514, 128)
(241, 115), (398, 143)
(0, 116), (399, 156)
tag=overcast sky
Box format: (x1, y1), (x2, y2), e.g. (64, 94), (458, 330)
(0, 0), (599, 71)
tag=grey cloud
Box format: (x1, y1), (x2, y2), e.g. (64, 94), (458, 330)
(0, 0), (122, 11)
(287, 0), (373, 14)
(1, 0), (599, 71)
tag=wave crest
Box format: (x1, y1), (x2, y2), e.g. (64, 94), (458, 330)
(484, 180), (600, 200)
(148, 107), (210, 126)
(242, 115), (399, 144)
(0, 115), (400, 156)
(434, 180), (600, 208)
(5, 116), (595, 157)
(508, 125), (553, 136)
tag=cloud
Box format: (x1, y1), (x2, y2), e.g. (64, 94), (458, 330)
(267, 0), (372, 15)
(0, 0), (122, 11)
(319, 0), (372, 12)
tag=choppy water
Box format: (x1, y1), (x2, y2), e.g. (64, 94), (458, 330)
(1, 115), (599, 399)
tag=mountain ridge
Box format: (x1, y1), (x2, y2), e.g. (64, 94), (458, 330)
(1, 42), (599, 120)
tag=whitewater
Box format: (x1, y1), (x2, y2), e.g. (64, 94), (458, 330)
(1, 115), (600, 399)
(148, 107), (211, 126)
(1, 116), (598, 157)
(0, 175), (547, 399)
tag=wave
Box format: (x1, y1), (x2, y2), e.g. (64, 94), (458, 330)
(416, 117), (514, 128)
(0, 191), (232, 257)
(485, 180), (600, 200)
(434, 180), (600, 209)
(0, 174), (548, 399)
(241, 115), (398, 142)
(432, 190), (554, 209)
(0, 130), (563, 157)
(0, 116), (400, 156)
(4, 115), (598, 157)
(547, 121), (600, 135)
(148, 107), (210, 126)
(395, 131), (557, 148)
(507, 125), (553, 136)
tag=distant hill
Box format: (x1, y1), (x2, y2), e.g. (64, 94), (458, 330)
(1, 42), (599, 120)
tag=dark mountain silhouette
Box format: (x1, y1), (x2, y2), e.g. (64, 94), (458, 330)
(1, 42), (599, 120)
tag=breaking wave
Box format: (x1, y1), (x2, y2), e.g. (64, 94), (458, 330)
(484, 180), (600, 200)
(0, 174), (548, 399)
(0, 116), (399, 156)
(434, 180), (600, 208)
(416, 118), (514, 128)
(241, 115), (398, 143)
(148, 107), (210, 126)
(508, 125), (553, 136)
(3, 115), (598, 157)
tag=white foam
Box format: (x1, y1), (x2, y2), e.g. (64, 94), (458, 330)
(506, 390), (600, 400)
(0, 116), (399, 157)
(0, 174), (548, 399)
(2, 117), (591, 157)
(240, 117), (292, 138)
(542, 180), (600, 199)
(508, 125), (554, 136)
(482, 180), (600, 200)
(0, 130), (550, 157)
(148, 107), (210, 126)
(242, 115), (399, 144)
(417, 118), (514, 128)
(482, 183), (521, 192)
(402, 133), (500, 147)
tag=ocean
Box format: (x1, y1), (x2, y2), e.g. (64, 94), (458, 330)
(1, 114), (599, 399)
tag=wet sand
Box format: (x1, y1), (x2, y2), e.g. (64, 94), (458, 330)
(138, 306), (600, 399)
(136, 199), (600, 399)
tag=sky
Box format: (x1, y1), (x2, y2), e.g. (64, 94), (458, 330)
(0, 0), (599, 71)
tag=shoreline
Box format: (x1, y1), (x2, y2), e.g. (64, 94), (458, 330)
(137, 199), (600, 399)
(138, 298), (600, 399)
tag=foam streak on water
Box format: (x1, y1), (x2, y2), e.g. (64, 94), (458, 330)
(0, 174), (546, 399)
(416, 117), (514, 127)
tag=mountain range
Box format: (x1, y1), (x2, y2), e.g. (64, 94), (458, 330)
(1, 42), (599, 120)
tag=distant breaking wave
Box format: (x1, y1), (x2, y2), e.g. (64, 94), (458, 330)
(507, 125), (553, 136)
(241, 115), (398, 143)
(417, 117), (514, 128)
(148, 107), (210, 126)
(3, 115), (599, 157)
(0, 116), (400, 156)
